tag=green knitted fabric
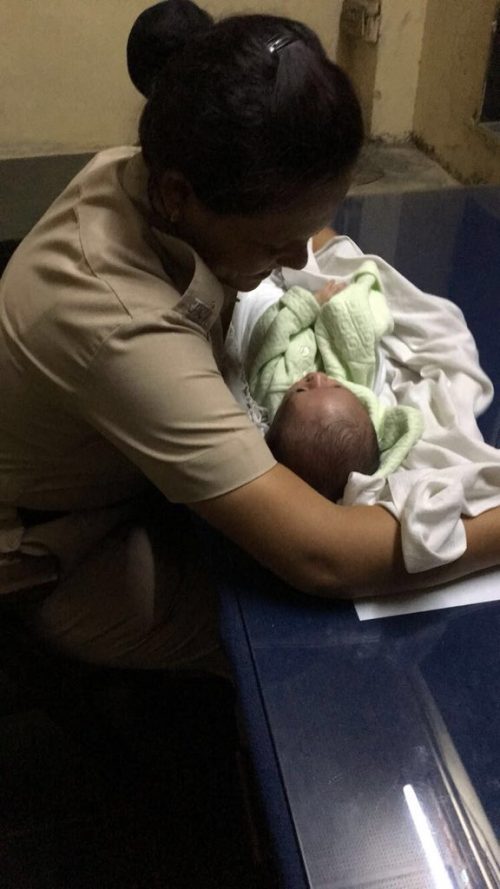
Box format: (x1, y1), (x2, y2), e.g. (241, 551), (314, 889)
(246, 260), (423, 477)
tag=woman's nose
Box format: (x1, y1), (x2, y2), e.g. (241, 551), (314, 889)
(278, 242), (308, 270)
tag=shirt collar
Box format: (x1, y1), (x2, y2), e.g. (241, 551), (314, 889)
(123, 150), (226, 333)
(152, 228), (226, 333)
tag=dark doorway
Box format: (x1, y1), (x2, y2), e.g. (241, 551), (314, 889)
(482, 5), (500, 123)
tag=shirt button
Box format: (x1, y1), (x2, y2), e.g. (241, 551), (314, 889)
(300, 346), (310, 356)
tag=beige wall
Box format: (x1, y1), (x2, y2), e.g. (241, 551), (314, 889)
(337, 33), (378, 133)
(0, 0), (342, 160)
(338, 0), (428, 140)
(203, 1), (343, 55)
(0, 1), (147, 157)
(371, 0), (428, 140)
(337, 0), (500, 185)
(3, 0), (497, 183)
(413, 0), (500, 183)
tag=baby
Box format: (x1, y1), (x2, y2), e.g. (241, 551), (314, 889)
(265, 281), (379, 501)
(266, 369), (380, 501)
(227, 240), (500, 574)
(245, 271), (422, 501)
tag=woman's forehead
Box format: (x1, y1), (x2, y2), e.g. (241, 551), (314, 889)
(231, 179), (349, 244)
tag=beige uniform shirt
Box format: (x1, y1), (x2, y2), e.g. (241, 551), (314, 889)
(0, 146), (275, 554)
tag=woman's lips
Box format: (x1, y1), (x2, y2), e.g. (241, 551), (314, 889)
(218, 269), (275, 290)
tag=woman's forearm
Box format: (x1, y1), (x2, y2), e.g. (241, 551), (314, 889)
(193, 465), (500, 598)
(318, 504), (500, 599)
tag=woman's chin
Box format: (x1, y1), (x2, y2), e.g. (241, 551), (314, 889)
(213, 263), (275, 292)
(233, 271), (274, 292)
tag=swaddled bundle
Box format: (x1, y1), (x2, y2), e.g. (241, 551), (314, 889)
(246, 260), (423, 481)
(226, 237), (500, 573)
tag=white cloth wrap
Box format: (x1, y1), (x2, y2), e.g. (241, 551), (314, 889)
(227, 237), (500, 573)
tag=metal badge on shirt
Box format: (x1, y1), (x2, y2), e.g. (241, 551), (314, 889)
(174, 292), (218, 333)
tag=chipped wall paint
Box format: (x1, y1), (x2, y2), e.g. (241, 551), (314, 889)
(337, 0), (428, 139)
(2, 0), (497, 183)
(413, 0), (500, 183)
(370, 0), (428, 140)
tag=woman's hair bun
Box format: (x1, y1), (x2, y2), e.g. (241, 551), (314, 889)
(127, 0), (213, 98)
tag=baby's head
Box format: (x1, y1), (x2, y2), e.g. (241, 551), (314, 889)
(266, 372), (379, 501)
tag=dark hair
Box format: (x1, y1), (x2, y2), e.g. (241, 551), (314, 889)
(266, 404), (379, 502)
(127, 1), (213, 98)
(127, 1), (364, 215)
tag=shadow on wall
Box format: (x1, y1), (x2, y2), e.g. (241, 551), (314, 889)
(481, 5), (500, 124)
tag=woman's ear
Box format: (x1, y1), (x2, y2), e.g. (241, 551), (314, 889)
(159, 170), (193, 224)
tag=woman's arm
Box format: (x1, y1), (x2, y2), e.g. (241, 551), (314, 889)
(192, 463), (500, 598)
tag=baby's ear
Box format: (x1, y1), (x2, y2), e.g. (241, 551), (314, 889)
(158, 170), (193, 221)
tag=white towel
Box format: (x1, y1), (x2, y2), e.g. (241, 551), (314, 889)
(227, 237), (500, 574)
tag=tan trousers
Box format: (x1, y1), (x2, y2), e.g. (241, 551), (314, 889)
(16, 496), (229, 675)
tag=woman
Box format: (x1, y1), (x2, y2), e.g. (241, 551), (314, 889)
(1, 0), (499, 673)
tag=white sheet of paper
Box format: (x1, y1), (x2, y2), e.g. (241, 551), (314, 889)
(355, 568), (500, 620)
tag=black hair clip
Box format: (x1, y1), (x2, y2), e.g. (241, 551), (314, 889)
(266, 34), (297, 55)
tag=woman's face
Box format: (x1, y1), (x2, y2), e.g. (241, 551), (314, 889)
(160, 175), (350, 291)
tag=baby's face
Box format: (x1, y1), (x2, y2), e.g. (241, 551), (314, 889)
(278, 372), (368, 427)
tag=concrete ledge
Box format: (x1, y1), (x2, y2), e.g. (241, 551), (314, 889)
(0, 153), (93, 240)
(0, 143), (463, 242)
(350, 141), (459, 196)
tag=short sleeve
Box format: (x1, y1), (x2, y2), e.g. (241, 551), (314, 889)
(76, 310), (276, 503)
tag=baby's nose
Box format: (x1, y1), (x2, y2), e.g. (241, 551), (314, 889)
(304, 371), (332, 389)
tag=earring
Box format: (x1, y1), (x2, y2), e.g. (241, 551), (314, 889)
(170, 210), (180, 225)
